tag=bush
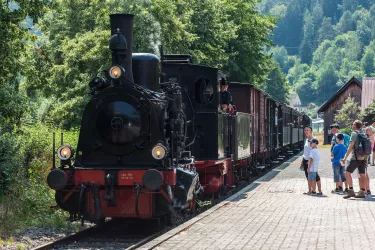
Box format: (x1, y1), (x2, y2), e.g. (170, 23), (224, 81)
(0, 123), (79, 236)
(340, 127), (352, 136)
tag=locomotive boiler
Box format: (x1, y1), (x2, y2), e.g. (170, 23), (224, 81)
(47, 14), (201, 223)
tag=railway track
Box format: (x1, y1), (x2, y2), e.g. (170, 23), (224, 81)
(32, 152), (300, 250)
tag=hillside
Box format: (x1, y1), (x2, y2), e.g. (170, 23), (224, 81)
(259, 0), (375, 106)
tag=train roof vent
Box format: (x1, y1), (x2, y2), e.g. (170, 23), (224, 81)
(162, 54), (193, 64)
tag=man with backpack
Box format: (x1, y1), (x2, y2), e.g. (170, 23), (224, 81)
(341, 120), (372, 199)
(330, 123), (350, 149)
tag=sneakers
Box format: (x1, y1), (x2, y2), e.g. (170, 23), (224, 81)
(316, 192), (323, 196)
(331, 188), (339, 194)
(344, 188), (349, 193)
(344, 189), (356, 199)
(355, 190), (366, 198)
(366, 190), (372, 196)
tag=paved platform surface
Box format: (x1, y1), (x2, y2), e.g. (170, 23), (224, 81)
(140, 148), (375, 250)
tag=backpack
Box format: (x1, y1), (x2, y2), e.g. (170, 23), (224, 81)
(353, 131), (372, 158)
(343, 134), (350, 148)
(331, 133), (351, 152)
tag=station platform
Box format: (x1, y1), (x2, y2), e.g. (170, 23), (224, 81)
(140, 148), (375, 250)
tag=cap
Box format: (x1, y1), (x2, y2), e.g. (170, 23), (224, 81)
(311, 138), (319, 145)
(220, 78), (228, 86)
(336, 133), (344, 140)
(330, 123), (340, 129)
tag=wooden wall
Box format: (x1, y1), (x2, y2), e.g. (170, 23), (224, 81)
(322, 83), (362, 144)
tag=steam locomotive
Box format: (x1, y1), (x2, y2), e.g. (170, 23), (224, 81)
(47, 14), (310, 223)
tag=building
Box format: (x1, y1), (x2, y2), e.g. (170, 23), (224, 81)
(317, 77), (362, 144)
(362, 78), (375, 123)
(288, 93), (308, 113)
(312, 117), (324, 133)
(362, 77), (375, 111)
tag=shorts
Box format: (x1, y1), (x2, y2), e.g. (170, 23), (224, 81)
(303, 159), (321, 181)
(346, 160), (367, 174)
(308, 172), (317, 181)
(332, 163), (346, 183)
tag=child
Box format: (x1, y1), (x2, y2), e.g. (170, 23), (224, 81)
(331, 133), (347, 194)
(308, 138), (320, 195)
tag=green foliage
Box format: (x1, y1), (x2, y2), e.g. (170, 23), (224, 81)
(334, 96), (362, 129)
(362, 99), (375, 119)
(0, 0), (52, 126)
(300, 10), (315, 64)
(264, 60), (290, 104)
(340, 127), (353, 136)
(261, 0), (375, 107)
(26, 0), (277, 128)
(0, 123), (79, 235)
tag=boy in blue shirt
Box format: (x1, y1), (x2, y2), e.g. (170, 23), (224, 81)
(331, 133), (348, 193)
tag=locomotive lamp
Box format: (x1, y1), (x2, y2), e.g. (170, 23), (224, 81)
(151, 143), (167, 160)
(57, 144), (74, 160)
(109, 65), (124, 79)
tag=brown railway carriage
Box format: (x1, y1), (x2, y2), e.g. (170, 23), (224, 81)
(230, 83), (278, 164)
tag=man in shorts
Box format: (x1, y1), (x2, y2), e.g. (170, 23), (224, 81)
(341, 120), (367, 199)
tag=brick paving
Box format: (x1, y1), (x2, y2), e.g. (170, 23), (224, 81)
(140, 148), (375, 250)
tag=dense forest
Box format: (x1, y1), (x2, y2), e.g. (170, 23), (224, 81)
(259, 0), (375, 106)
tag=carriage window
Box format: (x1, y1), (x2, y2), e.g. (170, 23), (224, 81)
(194, 78), (213, 104)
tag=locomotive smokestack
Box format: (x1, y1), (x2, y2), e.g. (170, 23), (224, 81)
(109, 14), (134, 83)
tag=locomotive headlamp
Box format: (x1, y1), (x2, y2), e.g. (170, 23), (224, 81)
(109, 66), (122, 79)
(151, 144), (167, 160)
(57, 144), (74, 160)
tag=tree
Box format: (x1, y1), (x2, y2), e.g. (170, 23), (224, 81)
(315, 63), (339, 104)
(318, 17), (336, 43)
(27, 0), (276, 128)
(322, 0), (341, 21)
(295, 78), (316, 104)
(222, 0), (276, 84)
(0, 0), (52, 129)
(299, 10), (315, 64)
(361, 41), (375, 76)
(336, 11), (355, 33)
(334, 96), (362, 128)
(286, 58), (309, 84)
(264, 60), (290, 103)
(362, 99), (375, 122)
(268, 46), (289, 73)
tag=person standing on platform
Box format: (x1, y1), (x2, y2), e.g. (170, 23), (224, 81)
(307, 138), (320, 195)
(301, 126), (322, 195)
(341, 120), (370, 199)
(331, 133), (347, 194)
(364, 126), (374, 195)
(330, 123), (350, 192)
